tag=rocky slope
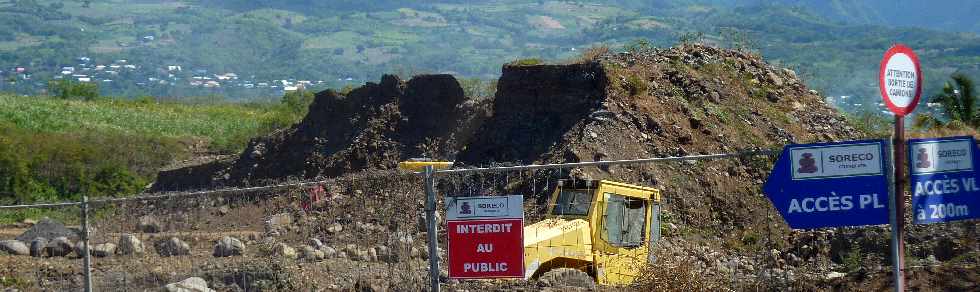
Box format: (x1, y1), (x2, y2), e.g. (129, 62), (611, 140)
(149, 44), (976, 290)
(153, 74), (487, 191)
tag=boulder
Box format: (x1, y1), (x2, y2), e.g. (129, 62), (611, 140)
(299, 245), (324, 261)
(30, 238), (47, 257)
(825, 271), (846, 280)
(272, 243), (297, 259)
(74, 241), (89, 257)
(264, 213), (293, 234)
(343, 244), (360, 259)
(155, 237), (190, 257)
(117, 234), (144, 255)
(375, 245), (395, 263)
(325, 223), (343, 234)
(0, 240), (29, 256)
(355, 277), (388, 292)
(45, 237), (74, 257)
(92, 243), (116, 257)
(367, 247), (379, 262)
(16, 218), (77, 242)
(212, 236), (244, 257)
(138, 215), (162, 233)
(391, 231), (414, 246)
(165, 277), (215, 292)
(320, 246), (337, 258)
(308, 238), (324, 249)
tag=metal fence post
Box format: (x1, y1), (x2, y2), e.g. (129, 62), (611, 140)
(424, 165), (440, 292)
(81, 196), (93, 292)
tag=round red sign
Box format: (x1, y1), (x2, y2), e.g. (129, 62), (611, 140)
(878, 44), (922, 116)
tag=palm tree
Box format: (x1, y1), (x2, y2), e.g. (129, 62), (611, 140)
(931, 73), (977, 127)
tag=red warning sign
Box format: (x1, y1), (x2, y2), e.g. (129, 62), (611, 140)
(446, 195), (524, 279)
(879, 44), (922, 116)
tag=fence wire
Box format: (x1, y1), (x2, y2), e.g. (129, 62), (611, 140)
(1, 148), (974, 291)
(0, 171), (434, 291)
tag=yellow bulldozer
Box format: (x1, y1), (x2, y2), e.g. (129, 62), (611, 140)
(524, 179), (662, 287)
(398, 161), (662, 288)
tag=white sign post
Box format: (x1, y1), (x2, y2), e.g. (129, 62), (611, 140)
(879, 43), (923, 292)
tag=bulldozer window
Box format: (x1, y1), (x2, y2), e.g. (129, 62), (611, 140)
(602, 194), (646, 248)
(553, 190), (592, 216)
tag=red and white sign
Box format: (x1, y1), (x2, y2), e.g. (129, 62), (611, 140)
(446, 195), (524, 279)
(879, 44), (923, 116)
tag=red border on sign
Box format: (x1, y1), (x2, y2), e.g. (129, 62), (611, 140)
(878, 43), (923, 116)
(446, 218), (525, 279)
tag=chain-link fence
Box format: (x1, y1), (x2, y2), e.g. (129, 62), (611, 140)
(1, 149), (976, 291)
(0, 150), (801, 292)
(0, 171), (436, 291)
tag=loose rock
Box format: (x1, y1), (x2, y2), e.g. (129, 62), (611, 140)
(309, 238), (324, 249)
(264, 213), (293, 235)
(92, 243), (116, 257)
(45, 237), (74, 257)
(355, 277), (387, 292)
(74, 242), (89, 257)
(138, 215), (162, 233)
(155, 237), (191, 257)
(30, 238), (47, 257)
(272, 243), (297, 259)
(299, 245), (324, 261)
(213, 236), (245, 257)
(16, 218), (77, 242)
(320, 246), (337, 258)
(165, 277), (215, 292)
(325, 223), (343, 234)
(0, 240), (29, 256)
(117, 234), (144, 255)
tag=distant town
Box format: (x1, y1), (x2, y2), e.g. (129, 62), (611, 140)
(824, 95), (942, 117)
(0, 55), (357, 99)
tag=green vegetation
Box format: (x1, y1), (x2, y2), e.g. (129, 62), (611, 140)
(457, 77), (496, 99)
(511, 58), (544, 66)
(48, 79), (99, 101)
(0, 0), (973, 107)
(0, 94), (284, 152)
(840, 244), (864, 273)
(930, 74), (977, 127)
(845, 111), (891, 138)
(264, 89), (315, 130)
(624, 74), (648, 97)
(0, 93), (306, 204)
(0, 122), (171, 203)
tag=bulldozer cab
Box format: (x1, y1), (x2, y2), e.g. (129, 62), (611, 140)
(525, 179), (661, 285)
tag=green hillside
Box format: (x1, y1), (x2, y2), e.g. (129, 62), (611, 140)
(0, 93), (299, 204)
(0, 0), (977, 114)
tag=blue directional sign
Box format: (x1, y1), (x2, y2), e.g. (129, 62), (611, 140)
(763, 140), (891, 229)
(909, 136), (980, 224)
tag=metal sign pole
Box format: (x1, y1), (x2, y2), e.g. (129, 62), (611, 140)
(81, 196), (93, 292)
(424, 165), (440, 292)
(890, 116), (906, 291)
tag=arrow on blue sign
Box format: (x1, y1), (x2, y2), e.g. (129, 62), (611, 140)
(909, 136), (980, 224)
(763, 139), (891, 229)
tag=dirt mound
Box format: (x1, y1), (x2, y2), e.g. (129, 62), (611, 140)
(154, 74), (481, 191)
(16, 218), (78, 242)
(461, 44), (858, 166)
(458, 62), (608, 164)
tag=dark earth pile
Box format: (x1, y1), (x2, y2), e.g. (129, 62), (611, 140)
(15, 218), (78, 242)
(151, 44), (976, 290)
(154, 74), (485, 191)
